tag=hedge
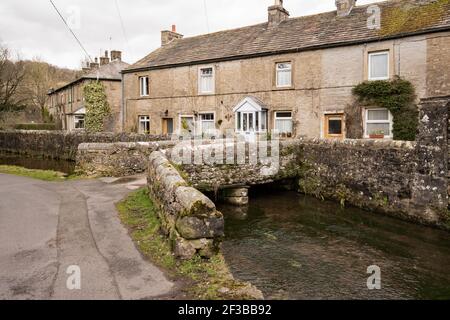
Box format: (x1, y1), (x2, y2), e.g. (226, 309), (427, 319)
(14, 123), (57, 131)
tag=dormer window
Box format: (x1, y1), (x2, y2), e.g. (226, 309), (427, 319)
(199, 67), (215, 94)
(368, 51), (389, 81)
(276, 62), (292, 87)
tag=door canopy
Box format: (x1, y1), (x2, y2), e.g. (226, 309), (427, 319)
(233, 96), (268, 113)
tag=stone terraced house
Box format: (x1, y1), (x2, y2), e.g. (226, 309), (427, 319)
(121, 0), (450, 139)
(48, 50), (129, 132)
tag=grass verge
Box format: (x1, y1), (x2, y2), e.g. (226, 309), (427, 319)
(0, 165), (86, 181)
(117, 187), (262, 300)
(0, 165), (68, 181)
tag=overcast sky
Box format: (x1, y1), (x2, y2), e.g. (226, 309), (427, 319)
(0, 0), (385, 69)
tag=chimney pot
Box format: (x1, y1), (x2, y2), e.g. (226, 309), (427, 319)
(172, 24), (177, 32)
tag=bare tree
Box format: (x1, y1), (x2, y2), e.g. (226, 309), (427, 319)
(0, 45), (26, 113)
(23, 60), (55, 119)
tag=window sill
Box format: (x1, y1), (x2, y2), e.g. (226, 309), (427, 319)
(198, 92), (215, 96)
(272, 86), (295, 91)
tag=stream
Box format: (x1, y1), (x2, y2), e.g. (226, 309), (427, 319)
(219, 189), (450, 300)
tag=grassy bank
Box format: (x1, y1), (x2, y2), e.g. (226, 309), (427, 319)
(117, 188), (262, 300)
(0, 165), (85, 181)
(0, 165), (67, 181)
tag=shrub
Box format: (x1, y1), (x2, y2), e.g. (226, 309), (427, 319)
(352, 77), (418, 141)
(83, 81), (110, 133)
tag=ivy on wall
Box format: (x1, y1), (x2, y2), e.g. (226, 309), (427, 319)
(83, 81), (111, 133)
(352, 77), (418, 141)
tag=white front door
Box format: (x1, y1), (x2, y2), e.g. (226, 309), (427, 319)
(241, 112), (255, 134)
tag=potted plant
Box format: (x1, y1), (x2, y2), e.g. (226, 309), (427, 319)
(369, 130), (385, 139)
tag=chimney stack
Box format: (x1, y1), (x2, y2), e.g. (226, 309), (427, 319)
(111, 50), (122, 61)
(268, 0), (290, 27)
(90, 57), (99, 69)
(161, 25), (183, 46)
(336, 0), (357, 17)
(99, 51), (110, 66)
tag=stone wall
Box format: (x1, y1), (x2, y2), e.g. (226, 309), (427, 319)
(147, 151), (224, 259)
(296, 138), (447, 227)
(0, 130), (169, 161)
(76, 141), (175, 177)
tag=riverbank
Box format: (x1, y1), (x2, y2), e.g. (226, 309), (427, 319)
(117, 188), (263, 300)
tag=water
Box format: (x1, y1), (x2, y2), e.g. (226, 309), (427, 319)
(219, 189), (450, 300)
(0, 152), (75, 175)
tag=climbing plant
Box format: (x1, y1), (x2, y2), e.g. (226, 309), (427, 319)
(352, 77), (418, 141)
(83, 81), (110, 133)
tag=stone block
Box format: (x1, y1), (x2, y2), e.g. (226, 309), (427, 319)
(176, 216), (224, 240)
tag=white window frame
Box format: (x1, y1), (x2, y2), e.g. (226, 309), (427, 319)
(273, 111), (293, 135)
(368, 51), (390, 81)
(199, 112), (216, 135)
(198, 66), (215, 95)
(74, 115), (85, 130)
(139, 76), (149, 97)
(138, 115), (150, 134)
(276, 62), (292, 88)
(235, 111), (268, 134)
(364, 108), (393, 139)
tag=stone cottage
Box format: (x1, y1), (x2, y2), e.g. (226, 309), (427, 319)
(121, 0), (450, 139)
(48, 50), (129, 132)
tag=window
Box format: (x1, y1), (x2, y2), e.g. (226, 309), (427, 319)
(274, 112), (293, 136)
(139, 115), (150, 134)
(199, 67), (214, 94)
(74, 115), (85, 129)
(139, 76), (149, 96)
(276, 62), (292, 87)
(368, 51), (389, 80)
(180, 116), (195, 134)
(200, 113), (215, 134)
(365, 108), (392, 138)
(324, 114), (344, 139)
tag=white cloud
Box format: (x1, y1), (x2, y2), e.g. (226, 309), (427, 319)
(0, 0), (386, 69)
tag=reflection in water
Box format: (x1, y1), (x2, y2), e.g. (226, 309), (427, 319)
(219, 190), (450, 300)
(0, 152), (75, 174)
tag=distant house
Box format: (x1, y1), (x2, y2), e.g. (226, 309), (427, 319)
(48, 50), (129, 132)
(121, 0), (450, 139)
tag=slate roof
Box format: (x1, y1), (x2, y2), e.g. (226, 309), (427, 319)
(51, 60), (130, 93)
(125, 0), (450, 72)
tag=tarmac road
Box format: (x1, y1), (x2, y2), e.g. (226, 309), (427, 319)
(0, 174), (173, 300)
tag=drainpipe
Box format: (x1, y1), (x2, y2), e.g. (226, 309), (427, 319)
(120, 72), (125, 132)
